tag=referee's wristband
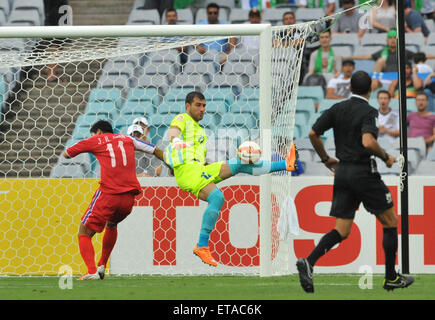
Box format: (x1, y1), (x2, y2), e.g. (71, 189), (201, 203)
(321, 155), (329, 163)
(381, 151), (389, 163)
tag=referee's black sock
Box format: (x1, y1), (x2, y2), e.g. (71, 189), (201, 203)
(383, 227), (398, 280)
(307, 229), (342, 267)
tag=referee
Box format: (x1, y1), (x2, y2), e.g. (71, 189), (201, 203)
(296, 71), (414, 293)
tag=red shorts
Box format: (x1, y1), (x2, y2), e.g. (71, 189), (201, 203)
(81, 189), (136, 233)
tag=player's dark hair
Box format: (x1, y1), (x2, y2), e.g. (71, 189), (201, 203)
(207, 2), (219, 11)
(377, 89), (391, 99)
(185, 91), (205, 104)
(90, 120), (113, 134)
(350, 71), (372, 95)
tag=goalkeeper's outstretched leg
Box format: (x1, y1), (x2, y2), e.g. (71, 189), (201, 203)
(192, 143), (299, 267)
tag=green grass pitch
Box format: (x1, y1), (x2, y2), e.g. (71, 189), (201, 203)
(1, 274), (434, 300)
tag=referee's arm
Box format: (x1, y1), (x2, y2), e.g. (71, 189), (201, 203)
(362, 133), (395, 167)
(309, 129), (338, 171)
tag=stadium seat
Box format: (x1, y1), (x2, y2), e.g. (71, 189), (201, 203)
(0, 0), (10, 16)
(414, 160), (435, 176)
(97, 74), (130, 91)
(7, 8), (41, 26)
(203, 87), (235, 105)
(12, 0), (44, 20)
(375, 158), (400, 176)
(173, 73), (208, 91)
(296, 98), (316, 124)
(102, 60), (136, 78)
(222, 61), (256, 76)
(354, 60), (376, 74)
(84, 101), (119, 120)
(228, 8), (249, 24)
(147, 49), (179, 64)
(164, 87), (196, 103)
(219, 112), (257, 129)
(205, 100), (228, 116)
(303, 161), (333, 176)
(425, 19), (435, 33)
(330, 33), (360, 53)
(295, 8), (325, 22)
(183, 61), (218, 77)
(149, 114), (175, 144)
(49, 164), (87, 178)
(404, 33), (425, 53)
(238, 87), (259, 101)
(57, 152), (92, 176)
(209, 73), (248, 95)
(135, 74), (170, 95)
(120, 100), (155, 117)
(361, 33), (388, 47)
(261, 8), (290, 25)
(113, 114), (146, 132)
(88, 88), (123, 108)
(158, 101), (185, 114)
(229, 100), (259, 118)
(297, 86), (324, 103)
(200, 113), (218, 130)
(128, 8), (160, 25)
(318, 99), (340, 113)
(126, 87), (160, 106)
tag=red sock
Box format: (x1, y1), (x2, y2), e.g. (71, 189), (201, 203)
(97, 226), (118, 268)
(78, 234), (97, 274)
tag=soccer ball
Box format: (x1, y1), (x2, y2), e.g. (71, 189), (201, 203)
(237, 141), (262, 164)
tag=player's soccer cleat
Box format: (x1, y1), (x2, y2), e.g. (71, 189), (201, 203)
(193, 245), (218, 267)
(285, 143), (299, 172)
(97, 265), (105, 280)
(296, 258), (314, 293)
(383, 273), (414, 291)
(77, 272), (101, 280)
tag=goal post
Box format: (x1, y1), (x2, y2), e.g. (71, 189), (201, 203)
(0, 22), (312, 276)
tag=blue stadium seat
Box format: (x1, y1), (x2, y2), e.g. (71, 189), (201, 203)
(318, 99), (340, 113)
(121, 100), (155, 117)
(126, 87), (160, 106)
(84, 101), (119, 120)
(354, 60), (376, 74)
(219, 112), (257, 129)
(229, 100), (259, 118)
(88, 88), (123, 108)
(297, 86), (324, 103)
(113, 114), (145, 132)
(149, 114), (175, 144)
(203, 87), (235, 105)
(238, 87), (259, 101)
(158, 101), (185, 114)
(200, 113), (218, 130)
(163, 87), (194, 102)
(296, 98), (316, 124)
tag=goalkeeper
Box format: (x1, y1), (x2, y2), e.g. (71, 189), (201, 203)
(165, 91), (298, 267)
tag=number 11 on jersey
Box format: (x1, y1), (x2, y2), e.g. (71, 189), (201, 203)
(106, 141), (127, 167)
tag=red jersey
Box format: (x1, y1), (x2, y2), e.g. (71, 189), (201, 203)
(66, 133), (156, 195)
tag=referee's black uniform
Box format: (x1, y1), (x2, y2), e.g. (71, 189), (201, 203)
(311, 94), (393, 218)
(296, 71), (414, 293)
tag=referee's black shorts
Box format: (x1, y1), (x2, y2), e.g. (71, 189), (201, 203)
(330, 161), (394, 219)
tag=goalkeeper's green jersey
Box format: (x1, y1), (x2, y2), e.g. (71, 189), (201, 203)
(165, 113), (208, 168)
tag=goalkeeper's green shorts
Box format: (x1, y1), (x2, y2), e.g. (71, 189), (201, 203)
(174, 161), (224, 198)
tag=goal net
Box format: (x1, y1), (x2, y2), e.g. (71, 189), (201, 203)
(0, 23), (313, 276)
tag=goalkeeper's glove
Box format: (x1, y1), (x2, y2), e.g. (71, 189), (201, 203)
(171, 137), (193, 150)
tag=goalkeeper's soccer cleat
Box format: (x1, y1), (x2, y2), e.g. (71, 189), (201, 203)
(97, 265), (105, 280)
(285, 143), (299, 172)
(383, 274), (414, 291)
(296, 258), (314, 293)
(77, 272), (101, 280)
(193, 245), (218, 267)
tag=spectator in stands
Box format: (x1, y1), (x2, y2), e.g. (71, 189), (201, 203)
(307, 30), (342, 78)
(347, 29), (415, 90)
(407, 92), (435, 152)
(331, 0), (365, 39)
(377, 90), (400, 144)
(165, 8), (189, 66)
(142, 0), (174, 16)
(273, 11), (304, 49)
(239, 9), (262, 51)
(404, 3), (430, 38)
(299, 0), (336, 16)
(424, 72), (435, 111)
(195, 3), (237, 65)
(325, 59), (355, 99)
(413, 52), (434, 74)
(370, 0), (396, 33)
(129, 117), (164, 177)
(388, 61), (423, 98)
(43, 0), (70, 82)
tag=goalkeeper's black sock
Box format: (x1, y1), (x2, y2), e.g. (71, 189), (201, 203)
(307, 229), (342, 267)
(383, 227), (398, 280)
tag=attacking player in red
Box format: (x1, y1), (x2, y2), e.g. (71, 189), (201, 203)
(63, 120), (166, 280)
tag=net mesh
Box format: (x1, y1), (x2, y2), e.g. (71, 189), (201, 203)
(0, 22), (313, 275)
